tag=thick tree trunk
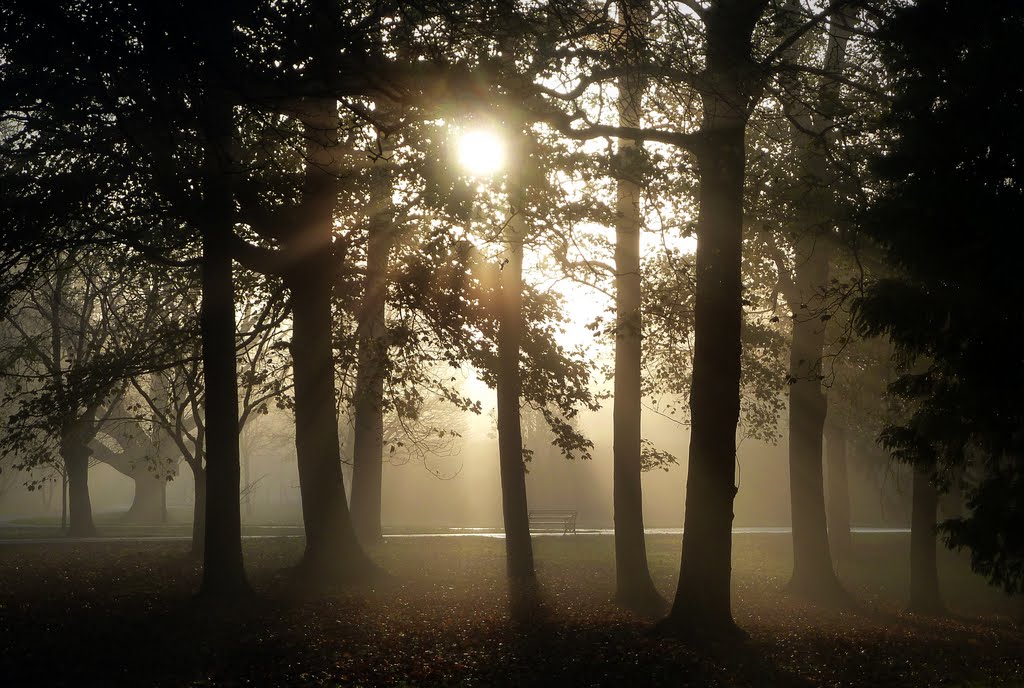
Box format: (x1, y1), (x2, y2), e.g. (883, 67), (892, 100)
(612, 37), (661, 611)
(288, 264), (375, 579)
(787, 244), (843, 600)
(127, 474), (167, 523)
(666, 128), (746, 633)
(198, 202), (248, 596)
(495, 146), (534, 581)
(196, 35), (248, 593)
(664, 0), (770, 635)
(350, 172), (394, 547)
(825, 422), (851, 564)
(909, 463), (944, 613)
(190, 463), (207, 559)
(63, 436), (96, 537)
(287, 99), (375, 582)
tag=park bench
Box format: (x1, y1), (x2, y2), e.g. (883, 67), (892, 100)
(528, 509), (578, 535)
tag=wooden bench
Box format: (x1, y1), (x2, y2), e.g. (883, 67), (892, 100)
(528, 509), (578, 535)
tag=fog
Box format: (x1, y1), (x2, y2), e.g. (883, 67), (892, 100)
(0, 378), (917, 533)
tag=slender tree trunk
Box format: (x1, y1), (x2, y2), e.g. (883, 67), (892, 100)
(62, 428), (96, 537)
(495, 134), (534, 581)
(241, 445), (252, 521)
(612, 6), (661, 608)
(910, 463), (944, 613)
(775, 0), (855, 603)
(196, 25), (248, 593)
(286, 99), (375, 581)
(787, 244), (843, 600)
(60, 474), (68, 530)
(825, 422), (851, 564)
(350, 157), (395, 546)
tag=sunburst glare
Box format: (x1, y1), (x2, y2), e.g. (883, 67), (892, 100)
(456, 128), (506, 176)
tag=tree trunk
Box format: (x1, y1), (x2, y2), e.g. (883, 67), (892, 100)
(288, 261), (376, 579)
(350, 160), (395, 547)
(126, 474), (167, 523)
(495, 134), (534, 581)
(198, 207), (247, 595)
(665, 126), (745, 633)
(787, 243), (843, 600)
(909, 463), (944, 613)
(62, 428), (96, 537)
(241, 444), (253, 521)
(190, 463), (207, 559)
(196, 40), (248, 594)
(664, 0), (770, 635)
(612, 10), (661, 609)
(775, 0), (856, 604)
(60, 473), (68, 530)
(286, 99), (376, 582)
(825, 422), (851, 564)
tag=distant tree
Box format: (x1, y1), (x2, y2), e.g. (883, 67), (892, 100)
(856, 0), (1024, 598)
(766, 0), (860, 603)
(0, 250), (145, 536)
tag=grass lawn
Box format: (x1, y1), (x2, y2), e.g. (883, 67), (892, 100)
(0, 533), (1021, 687)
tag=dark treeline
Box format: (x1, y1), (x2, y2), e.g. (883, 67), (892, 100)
(0, 0), (1021, 636)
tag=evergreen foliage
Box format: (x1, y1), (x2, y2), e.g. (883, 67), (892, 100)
(856, 0), (1024, 593)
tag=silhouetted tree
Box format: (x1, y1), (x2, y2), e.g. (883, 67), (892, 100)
(610, 0), (664, 613)
(856, 0), (1024, 595)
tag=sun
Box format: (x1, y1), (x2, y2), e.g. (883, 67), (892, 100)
(456, 128), (506, 176)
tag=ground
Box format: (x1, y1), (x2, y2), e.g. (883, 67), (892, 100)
(0, 532), (1021, 687)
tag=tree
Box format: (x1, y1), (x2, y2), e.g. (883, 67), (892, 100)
(349, 127), (399, 546)
(90, 387), (179, 524)
(500, 0), (868, 632)
(0, 250), (137, 536)
(771, 0), (859, 601)
(855, 0), (1024, 596)
(1, 0), (256, 595)
(611, 0), (665, 613)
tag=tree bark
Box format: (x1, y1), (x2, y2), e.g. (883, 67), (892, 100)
(198, 192), (248, 596)
(910, 463), (944, 613)
(664, 0), (768, 635)
(62, 431), (96, 537)
(196, 17), (248, 594)
(787, 242), (843, 599)
(825, 422), (851, 564)
(612, 3), (661, 609)
(350, 153), (395, 547)
(667, 127), (746, 633)
(286, 98), (376, 582)
(495, 127), (534, 581)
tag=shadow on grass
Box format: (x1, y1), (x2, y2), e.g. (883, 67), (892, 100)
(471, 615), (817, 688)
(0, 578), (819, 688)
